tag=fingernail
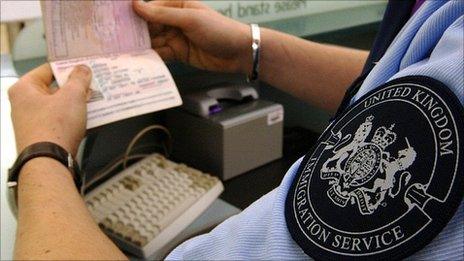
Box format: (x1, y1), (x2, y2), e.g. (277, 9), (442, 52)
(75, 65), (91, 76)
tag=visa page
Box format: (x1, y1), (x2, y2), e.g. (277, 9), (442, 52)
(42, 0), (182, 128)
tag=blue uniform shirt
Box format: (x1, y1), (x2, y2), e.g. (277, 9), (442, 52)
(167, 1), (464, 259)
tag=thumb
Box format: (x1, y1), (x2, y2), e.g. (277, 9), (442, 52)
(133, 0), (193, 29)
(62, 65), (92, 100)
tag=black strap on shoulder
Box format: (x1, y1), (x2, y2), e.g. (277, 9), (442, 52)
(333, 0), (416, 119)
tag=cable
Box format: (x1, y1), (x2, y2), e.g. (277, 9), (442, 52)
(83, 125), (172, 192)
(83, 154), (148, 191)
(123, 125), (172, 169)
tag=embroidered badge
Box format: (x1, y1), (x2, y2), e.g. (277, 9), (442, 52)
(285, 76), (464, 260)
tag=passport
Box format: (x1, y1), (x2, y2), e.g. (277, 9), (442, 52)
(41, 0), (182, 128)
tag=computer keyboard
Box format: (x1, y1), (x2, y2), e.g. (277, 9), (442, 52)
(84, 154), (224, 258)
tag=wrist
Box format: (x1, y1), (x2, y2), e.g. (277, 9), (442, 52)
(8, 143), (82, 216)
(238, 25), (266, 80)
(237, 23), (254, 75)
(17, 136), (80, 157)
(9, 142), (82, 197)
(19, 157), (75, 186)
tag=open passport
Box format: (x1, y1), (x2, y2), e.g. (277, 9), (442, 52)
(41, 0), (182, 128)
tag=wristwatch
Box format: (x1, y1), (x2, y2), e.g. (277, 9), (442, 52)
(7, 142), (83, 216)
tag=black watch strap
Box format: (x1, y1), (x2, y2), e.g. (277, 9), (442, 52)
(7, 142), (83, 216)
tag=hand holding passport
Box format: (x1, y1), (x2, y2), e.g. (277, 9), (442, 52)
(41, 0), (182, 129)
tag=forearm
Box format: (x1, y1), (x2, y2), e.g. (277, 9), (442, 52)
(14, 158), (126, 260)
(257, 28), (369, 113)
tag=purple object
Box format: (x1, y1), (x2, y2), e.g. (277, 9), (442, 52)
(411, 0), (425, 16)
(209, 104), (223, 115)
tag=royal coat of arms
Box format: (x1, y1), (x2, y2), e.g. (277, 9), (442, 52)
(320, 116), (417, 215)
(286, 81), (463, 260)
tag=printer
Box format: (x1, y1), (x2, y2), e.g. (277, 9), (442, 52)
(166, 85), (283, 180)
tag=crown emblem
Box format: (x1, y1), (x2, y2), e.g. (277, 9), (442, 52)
(372, 124), (397, 149)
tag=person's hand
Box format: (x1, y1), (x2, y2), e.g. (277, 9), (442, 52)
(133, 0), (253, 74)
(8, 64), (92, 156)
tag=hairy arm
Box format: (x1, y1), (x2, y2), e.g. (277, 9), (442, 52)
(10, 65), (126, 260)
(133, 0), (369, 113)
(258, 29), (369, 112)
(15, 158), (126, 260)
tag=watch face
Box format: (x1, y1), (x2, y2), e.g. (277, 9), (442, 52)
(286, 76), (464, 260)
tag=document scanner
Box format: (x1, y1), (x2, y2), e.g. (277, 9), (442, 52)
(166, 85), (283, 180)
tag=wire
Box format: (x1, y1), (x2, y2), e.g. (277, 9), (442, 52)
(123, 125), (172, 169)
(83, 154), (148, 191)
(83, 124), (172, 192)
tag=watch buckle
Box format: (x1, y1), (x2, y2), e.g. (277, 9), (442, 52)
(7, 181), (18, 188)
(67, 153), (74, 169)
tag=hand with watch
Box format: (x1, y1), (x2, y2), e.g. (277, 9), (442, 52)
(7, 64), (91, 212)
(7, 64), (126, 260)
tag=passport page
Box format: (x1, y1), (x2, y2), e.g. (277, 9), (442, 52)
(51, 49), (182, 129)
(42, 0), (151, 61)
(41, 0), (182, 128)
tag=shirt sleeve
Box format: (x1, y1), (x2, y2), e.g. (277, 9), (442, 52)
(166, 12), (464, 261)
(395, 15), (464, 261)
(392, 15), (464, 105)
(166, 158), (310, 260)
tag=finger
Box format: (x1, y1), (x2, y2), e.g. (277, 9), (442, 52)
(152, 28), (181, 47)
(147, 0), (207, 9)
(151, 36), (167, 48)
(61, 65), (92, 100)
(19, 64), (54, 94)
(148, 23), (165, 36)
(155, 47), (176, 62)
(135, 0), (185, 9)
(165, 28), (180, 40)
(22, 64), (54, 86)
(133, 1), (193, 29)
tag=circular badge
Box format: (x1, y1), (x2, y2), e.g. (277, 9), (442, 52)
(285, 76), (464, 260)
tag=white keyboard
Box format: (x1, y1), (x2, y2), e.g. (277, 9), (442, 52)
(84, 154), (224, 258)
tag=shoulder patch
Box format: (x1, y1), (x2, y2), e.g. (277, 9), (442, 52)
(285, 76), (464, 260)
